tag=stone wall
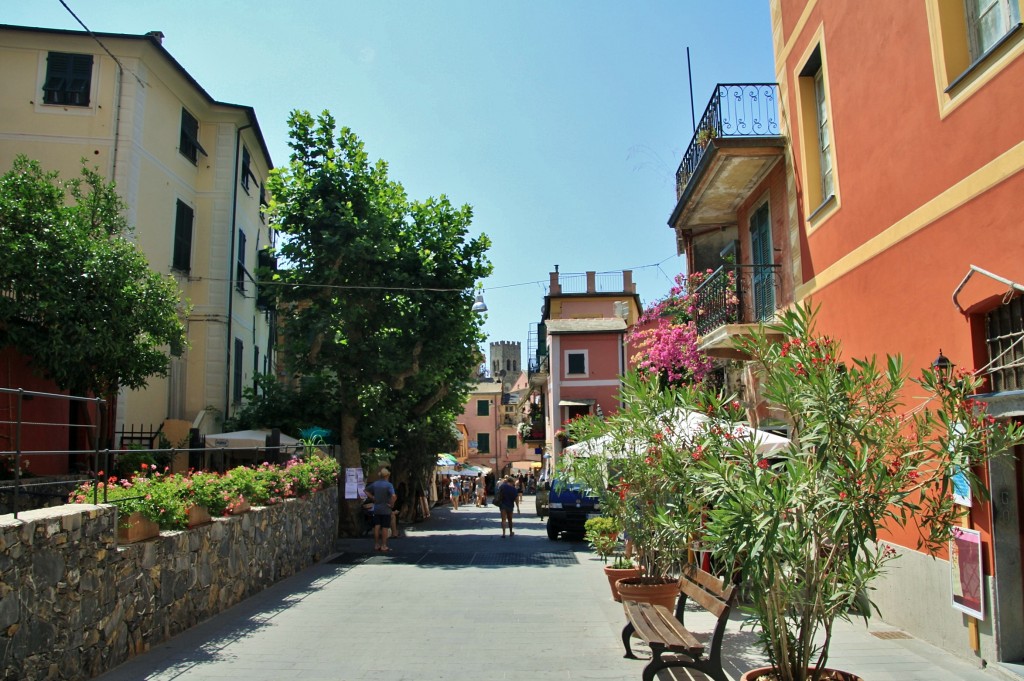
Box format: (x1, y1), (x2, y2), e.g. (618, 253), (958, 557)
(0, 488), (338, 681)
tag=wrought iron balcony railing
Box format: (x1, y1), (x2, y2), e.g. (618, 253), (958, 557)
(690, 263), (780, 337)
(676, 83), (781, 196)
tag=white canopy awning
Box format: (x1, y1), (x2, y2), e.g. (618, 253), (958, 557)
(563, 409), (789, 459)
(559, 398), (595, 407)
(205, 429), (299, 449)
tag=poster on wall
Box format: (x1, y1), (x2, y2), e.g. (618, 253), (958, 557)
(950, 527), (984, 620)
(344, 467), (365, 500)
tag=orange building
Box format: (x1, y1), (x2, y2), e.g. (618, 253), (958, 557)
(670, 0), (1024, 665)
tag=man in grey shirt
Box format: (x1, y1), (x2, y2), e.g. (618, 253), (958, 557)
(364, 468), (397, 552)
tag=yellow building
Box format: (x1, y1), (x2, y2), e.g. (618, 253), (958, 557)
(0, 25), (276, 442)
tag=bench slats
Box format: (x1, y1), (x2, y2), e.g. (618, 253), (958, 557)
(683, 566), (726, 596)
(679, 578), (728, 619)
(624, 601), (704, 655)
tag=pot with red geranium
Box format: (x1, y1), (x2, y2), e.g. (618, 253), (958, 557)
(661, 304), (1024, 681)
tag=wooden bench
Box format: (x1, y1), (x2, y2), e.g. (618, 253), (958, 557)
(621, 566), (737, 681)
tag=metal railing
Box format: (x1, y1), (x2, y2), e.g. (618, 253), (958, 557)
(0, 388), (107, 518)
(676, 83), (781, 196)
(690, 263), (780, 337)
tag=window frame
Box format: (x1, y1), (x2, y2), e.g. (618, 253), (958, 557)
(476, 433), (490, 454)
(795, 38), (839, 229)
(565, 350), (588, 377)
(236, 230), (247, 292)
(926, 0), (1024, 114)
(172, 200), (194, 273)
(178, 108), (206, 164)
(42, 51), (93, 107)
(476, 399), (490, 417)
(233, 338), (244, 404)
(966, 0), (1021, 59)
(506, 434), (518, 451)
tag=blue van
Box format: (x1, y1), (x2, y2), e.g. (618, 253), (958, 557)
(535, 478), (601, 540)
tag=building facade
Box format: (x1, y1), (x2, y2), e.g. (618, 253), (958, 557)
(455, 380), (522, 476)
(0, 25), (275, 451)
(669, 1), (1024, 665)
(528, 270), (642, 474)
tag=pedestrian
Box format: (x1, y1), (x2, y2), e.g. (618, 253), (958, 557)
(476, 474), (486, 506)
(497, 475), (518, 537)
(449, 476), (461, 510)
(515, 477), (523, 514)
(364, 467), (397, 552)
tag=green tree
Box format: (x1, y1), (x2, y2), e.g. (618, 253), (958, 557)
(266, 111), (491, 532)
(0, 156), (186, 409)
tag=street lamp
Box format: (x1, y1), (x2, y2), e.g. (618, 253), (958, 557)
(472, 293), (488, 313)
(932, 349), (954, 384)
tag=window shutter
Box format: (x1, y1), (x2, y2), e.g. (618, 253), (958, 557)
(172, 200), (193, 272)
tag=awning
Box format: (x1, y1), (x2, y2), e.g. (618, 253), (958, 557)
(559, 398), (595, 407)
(205, 429), (299, 449)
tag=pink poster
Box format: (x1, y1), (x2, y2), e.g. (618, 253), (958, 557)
(950, 527), (984, 620)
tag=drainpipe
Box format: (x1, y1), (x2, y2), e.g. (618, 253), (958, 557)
(110, 64), (123, 181)
(225, 123), (252, 419)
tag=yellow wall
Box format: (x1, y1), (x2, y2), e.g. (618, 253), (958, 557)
(0, 27), (275, 438)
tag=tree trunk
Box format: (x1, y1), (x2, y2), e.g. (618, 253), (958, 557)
(336, 411), (364, 537)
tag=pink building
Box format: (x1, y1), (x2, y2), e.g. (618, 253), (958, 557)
(526, 270), (642, 475)
(455, 380), (523, 476)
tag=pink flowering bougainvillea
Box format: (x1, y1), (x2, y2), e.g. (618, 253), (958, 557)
(627, 272), (715, 384)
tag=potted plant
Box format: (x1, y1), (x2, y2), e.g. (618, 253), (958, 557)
(562, 375), (703, 610)
(695, 125), (718, 149)
(586, 515), (646, 601)
(666, 305), (1024, 681)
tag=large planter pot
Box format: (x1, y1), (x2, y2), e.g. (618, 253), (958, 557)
(187, 504), (213, 527)
(740, 667), (864, 681)
(603, 565), (644, 602)
(117, 511), (160, 544)
(228, 500), (251, 515)
(615, 576), (679, 611)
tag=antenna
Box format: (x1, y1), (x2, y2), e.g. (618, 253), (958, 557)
(687, 47), (696, 134)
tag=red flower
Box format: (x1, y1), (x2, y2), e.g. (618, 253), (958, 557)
(140, 462), (149, 470)
(757, 459), (769, 470)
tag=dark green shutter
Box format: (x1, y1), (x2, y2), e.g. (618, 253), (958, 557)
(750, 202), (775, 322)
(172, 200), (193, 272)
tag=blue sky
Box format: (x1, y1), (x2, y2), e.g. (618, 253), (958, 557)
(9, 1), (776, 358)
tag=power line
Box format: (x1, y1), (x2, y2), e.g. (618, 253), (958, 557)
(57, 0), (146, 88)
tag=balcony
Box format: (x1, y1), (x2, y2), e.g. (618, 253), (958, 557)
(670, 84), (784, 243)
(690, 263), (783, 358)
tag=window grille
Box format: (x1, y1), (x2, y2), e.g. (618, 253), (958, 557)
(986, 296), (1024, 392)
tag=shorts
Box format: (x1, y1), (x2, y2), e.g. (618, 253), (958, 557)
(373, 513), (392, 527)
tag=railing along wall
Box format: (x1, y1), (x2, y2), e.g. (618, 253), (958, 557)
(676, 83), (781, 197)
(690, 263), (781, 337)
(0, 387), (106, 518)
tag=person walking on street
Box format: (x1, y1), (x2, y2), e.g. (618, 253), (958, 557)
(364, 468), (397, 552)
(449, 476), (461, 510)
(497, 476), (518, 537)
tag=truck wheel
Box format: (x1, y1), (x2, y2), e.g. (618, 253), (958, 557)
(546, 521), (560, 541)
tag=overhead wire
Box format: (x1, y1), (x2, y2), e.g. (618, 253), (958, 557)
(57, 0), (146, 88)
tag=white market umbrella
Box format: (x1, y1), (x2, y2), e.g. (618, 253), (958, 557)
(563, 409), (789, 459)
(205, 429), (299, 449)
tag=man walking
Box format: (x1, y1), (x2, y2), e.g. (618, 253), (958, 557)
(364, 467), (397, 552)
(497, 476), (518, 537)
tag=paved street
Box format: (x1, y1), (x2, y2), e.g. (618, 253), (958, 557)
(95, 498), (1015, 681)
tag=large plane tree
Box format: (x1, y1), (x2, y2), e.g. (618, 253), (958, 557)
(266, 111), (491, 531)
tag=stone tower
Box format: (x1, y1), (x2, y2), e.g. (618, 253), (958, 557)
(489, 341), (522, 387)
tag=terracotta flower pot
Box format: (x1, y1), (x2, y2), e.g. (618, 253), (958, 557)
(615, 576), (679, 611)
(187, 504), (213, 527)
(228, 500), (251, 515)
(603, 564), (644, 602)
(740, 667), (864, 681)
(117, 511), (160, 544)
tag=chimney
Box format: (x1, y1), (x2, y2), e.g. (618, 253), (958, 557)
(145, 31), (165, 44)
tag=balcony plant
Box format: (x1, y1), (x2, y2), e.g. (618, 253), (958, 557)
(664, 304), (1024, 681)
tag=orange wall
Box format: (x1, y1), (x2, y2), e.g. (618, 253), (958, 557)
(776, 0), (1024, 557)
